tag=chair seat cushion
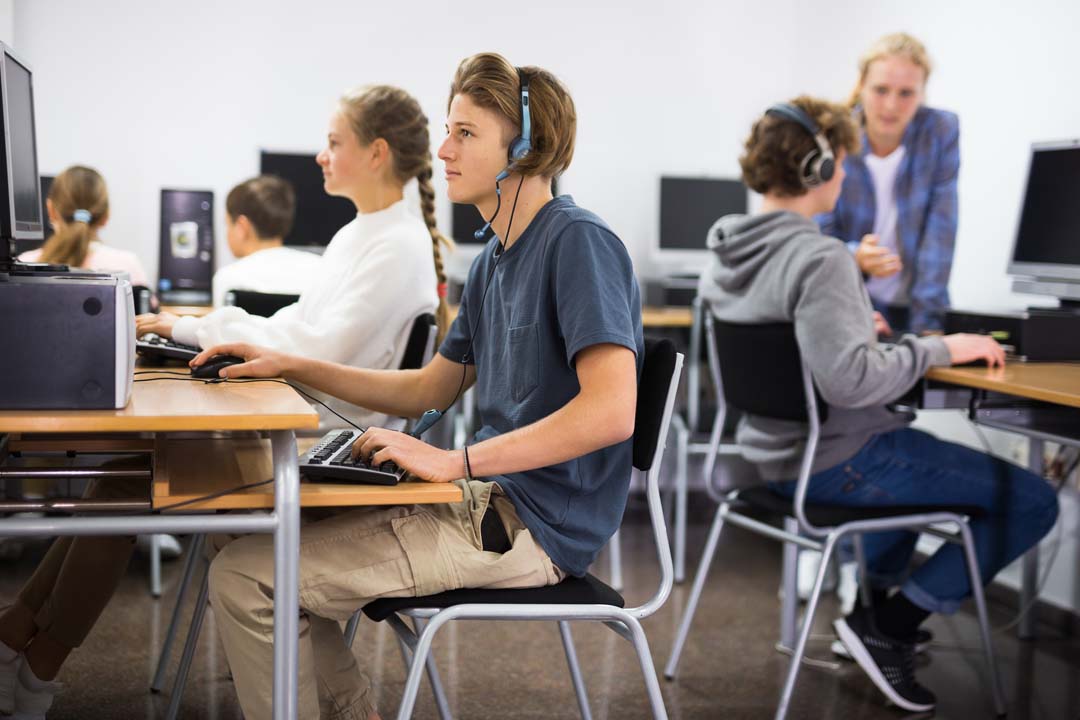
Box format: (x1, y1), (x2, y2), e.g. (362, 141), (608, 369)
(362, 573), (625, 622)
(738, 486), (985, 527)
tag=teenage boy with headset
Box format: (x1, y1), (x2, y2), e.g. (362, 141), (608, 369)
(698, 95), (1057, 712)
(191, 53), (643, 720)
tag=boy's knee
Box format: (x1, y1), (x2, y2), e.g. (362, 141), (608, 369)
(207, 544), (258, 616)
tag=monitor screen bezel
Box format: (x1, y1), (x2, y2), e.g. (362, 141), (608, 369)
(0, 43), (44, 243)
(1007, 138), (1080, 284)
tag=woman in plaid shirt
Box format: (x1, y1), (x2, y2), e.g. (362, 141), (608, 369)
(818, 33), (958, 335)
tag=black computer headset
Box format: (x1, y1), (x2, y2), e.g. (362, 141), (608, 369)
(411, 68), (533, 438)
(764, 103), (836, 188)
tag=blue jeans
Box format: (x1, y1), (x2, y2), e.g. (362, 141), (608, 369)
(768, 428), (1059, 614)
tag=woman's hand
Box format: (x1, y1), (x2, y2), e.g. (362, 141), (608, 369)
(872, 311), (892, 338)
(351, 428), (463, 483)
(135, 312), (180, 338)
(855, 234), (903, 278)
(190, 343), (292, 379)
(942, 333), (1006, 368)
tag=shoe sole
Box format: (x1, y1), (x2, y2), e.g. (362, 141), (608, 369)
(831, 638), (929, 660)
(833, 618), (935, 713)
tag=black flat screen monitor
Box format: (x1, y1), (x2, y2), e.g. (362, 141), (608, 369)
(158, 189), (214, 302)
(0, 43), (43, 264)
(660, 177), (747, 251)
(1008, 140), (1080, 287)
(452, 178), (559, 246)
(260, 151), (354, 248)
(39, 175), (52, 240)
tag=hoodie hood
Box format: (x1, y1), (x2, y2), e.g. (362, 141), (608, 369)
(703, 210), (821, 293)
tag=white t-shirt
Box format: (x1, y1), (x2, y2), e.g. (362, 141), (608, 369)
(864, 145), (908, 306)
(20, 241), (150, 286)
(212, 245), (321, 308)
(172, 199), (438, 428)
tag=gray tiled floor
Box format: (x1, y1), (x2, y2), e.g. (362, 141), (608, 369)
(2, 496), (1079, 719)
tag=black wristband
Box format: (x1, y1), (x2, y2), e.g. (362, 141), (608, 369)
(463, 445), (474, 481)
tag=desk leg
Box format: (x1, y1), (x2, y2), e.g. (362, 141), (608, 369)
(271, 430), (300, 720)
(1019, 438), (1043, 640)
(687, 297), (702, 433)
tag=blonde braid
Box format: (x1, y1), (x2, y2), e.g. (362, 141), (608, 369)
(417, 160), (454, 341)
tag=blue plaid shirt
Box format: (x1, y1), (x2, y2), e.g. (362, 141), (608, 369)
(817, 106), (960, 332)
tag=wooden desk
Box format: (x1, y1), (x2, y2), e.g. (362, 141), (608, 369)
(160, 304), (214, 317)
(926, 363), (1080, 408)
(923, 361), (1080, 638)
(154, 436), (462, 511)
(0, 375), (309, 718)
(448, 303), (694, 329)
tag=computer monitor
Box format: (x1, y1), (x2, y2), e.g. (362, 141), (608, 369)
(450, 177), (560, 246)
(0, 42), (44, 267)
(259, 151), (354, 248)
(656, 177), (747, 274)
(39, 174), (52, 239)
(158, 189), (214, 304)
(1008, 139), (1080, 304)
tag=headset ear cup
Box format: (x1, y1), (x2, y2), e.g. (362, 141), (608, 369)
(508, 136), (531, 163)
(819, 156), (835, 182)
(799, 151), (821, 188)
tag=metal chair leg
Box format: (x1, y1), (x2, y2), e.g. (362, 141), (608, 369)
(851, 533), (872, 609)
(151, 534), (205, 693)
(674, 414), (688, 583)
(559, 621), (593, 720)
(609, 529), (623, 592)
(165, 559), (210, 720)
(664, 501), (728, 679)
(959, 521), (1007, 716)
(623, 615), (669, 720)
(775, 533), (838, 720)
(343, 610), (361, 648)
(778, 518), (799, 651)
(150, 534), (162, 598)
(412, 617), (453, 720)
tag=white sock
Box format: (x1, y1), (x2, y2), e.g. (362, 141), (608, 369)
(0, 639), (18, 664)
(16, 660), (56, 693)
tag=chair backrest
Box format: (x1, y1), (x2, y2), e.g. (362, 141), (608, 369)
(400, 313), (437, 371)
(708, 315), (828, 424)
(226, 290), (300, 318)
(630, 337), (683, 618)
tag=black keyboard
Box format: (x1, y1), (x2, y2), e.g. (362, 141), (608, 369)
(299, 429), (406, 486)
(136, 334), (201, 362)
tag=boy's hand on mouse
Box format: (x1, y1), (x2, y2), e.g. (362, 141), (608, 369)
(855, 234), (903, 278)
(351, 428), (460, 483)
(135, 312), (179, 338)
(191, 343), (286, 379)
(942, 333), (1006, 368)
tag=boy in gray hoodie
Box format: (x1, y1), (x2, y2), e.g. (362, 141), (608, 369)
(699, 96), (1058, 713)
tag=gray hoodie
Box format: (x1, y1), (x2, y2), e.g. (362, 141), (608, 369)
(698, 210), (952, 481)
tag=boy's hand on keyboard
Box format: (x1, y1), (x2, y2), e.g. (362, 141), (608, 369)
(191, 343), (285, 379)
(352, 428), (459, 483)
(135, 312), (179, 338)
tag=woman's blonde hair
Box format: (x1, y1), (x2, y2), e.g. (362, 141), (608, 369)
(847, 32), (932, 109)
(448, 52), (576, 179)
(38, 165), (109, 268)
(338, 85), (454, 339)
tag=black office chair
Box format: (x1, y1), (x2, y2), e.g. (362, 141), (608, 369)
(664, 309), (1006, 719)
(225, 289), (300, 317)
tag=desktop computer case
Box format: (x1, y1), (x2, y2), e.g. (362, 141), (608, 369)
(0, 274), (134, 409)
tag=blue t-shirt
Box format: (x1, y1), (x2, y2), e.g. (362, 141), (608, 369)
(439, 195), (644, 577)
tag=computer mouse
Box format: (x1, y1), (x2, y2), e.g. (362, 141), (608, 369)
(191, 354), (247, 379)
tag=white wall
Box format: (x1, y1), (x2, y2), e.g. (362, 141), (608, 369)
(13, 0), (803, 279)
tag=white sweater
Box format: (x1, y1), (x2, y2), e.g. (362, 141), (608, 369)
(173, 199), (438, 428)
(212, 245), (322, 309)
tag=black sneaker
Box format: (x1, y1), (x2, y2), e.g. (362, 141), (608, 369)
(832, 627), (933, 660)
(834, 609), (936, 712)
